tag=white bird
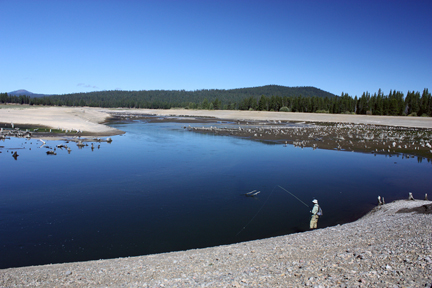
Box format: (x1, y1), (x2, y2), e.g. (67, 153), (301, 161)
(38, 139), (46, 148)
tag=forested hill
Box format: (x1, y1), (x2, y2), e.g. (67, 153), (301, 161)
(47, 85), (334, 106)
(42, 85), (335, 109)
(217, 85), (336, 98)
(2, 86), (431, 117)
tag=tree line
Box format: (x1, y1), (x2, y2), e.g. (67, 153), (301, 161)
(230, 88), (431, 116)
(1, 86), (431, 117)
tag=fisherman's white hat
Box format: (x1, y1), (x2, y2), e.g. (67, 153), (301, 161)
(312, 199), (318, 204)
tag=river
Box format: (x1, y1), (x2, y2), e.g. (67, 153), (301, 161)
(0, 118), (431, 268)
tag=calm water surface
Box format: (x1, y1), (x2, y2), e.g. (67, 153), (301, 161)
(1, 119), (431, 268)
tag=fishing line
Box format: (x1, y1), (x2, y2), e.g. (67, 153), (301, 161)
(235, 185), (277, 237)
(235, 185), (310, 237)
(278, 185), (310, 208)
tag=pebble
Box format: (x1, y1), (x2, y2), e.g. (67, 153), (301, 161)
(1, 200), (431, 287)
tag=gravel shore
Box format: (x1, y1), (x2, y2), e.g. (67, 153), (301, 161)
(1, 106), (431, 287)
(1, 200), (431, 287)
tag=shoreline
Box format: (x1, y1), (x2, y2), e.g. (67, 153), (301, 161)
(1, 106), (432, 135)
(1, 106), (432, 159)
(1, 200), (430, 287)
(111, 108), (432, 129)
(0, 106), (124, 138)
(1, 106), (432, 286)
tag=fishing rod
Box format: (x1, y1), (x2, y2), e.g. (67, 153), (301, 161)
(278, 185), (310, 208)
(236, 185), (310, 237)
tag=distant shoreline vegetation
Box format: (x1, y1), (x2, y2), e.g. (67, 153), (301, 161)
(1, 85), (431, 117)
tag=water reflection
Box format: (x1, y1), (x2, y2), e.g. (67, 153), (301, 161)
(0, 120), (431, 269)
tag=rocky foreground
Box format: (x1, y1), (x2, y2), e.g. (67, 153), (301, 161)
(1, 200), (431, 288)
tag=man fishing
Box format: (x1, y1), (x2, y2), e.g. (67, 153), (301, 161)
(310, 199), (321, 229)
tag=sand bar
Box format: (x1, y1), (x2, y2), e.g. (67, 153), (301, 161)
(0, 106), (122, 136)
(121, 108), (432, 129)
(1, 106), (432, 137)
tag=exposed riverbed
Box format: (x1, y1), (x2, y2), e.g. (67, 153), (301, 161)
(1, 107), (431, 287)
(1, 200), (431, 287)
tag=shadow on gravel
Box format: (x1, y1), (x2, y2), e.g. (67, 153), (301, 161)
(397, 203), (432, 214)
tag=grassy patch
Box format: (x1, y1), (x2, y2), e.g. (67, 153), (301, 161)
(0, 104), (34, 109)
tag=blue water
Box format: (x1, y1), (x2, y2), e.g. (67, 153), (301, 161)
(1, 119), (431, 268)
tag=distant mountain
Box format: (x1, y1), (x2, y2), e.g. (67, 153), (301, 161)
(50, 85), (337, 99)
(8, 89), (48, 98)
(228, 85), (337, 98)
(8, 86), (336, 99)
(39, 85), (337, 110)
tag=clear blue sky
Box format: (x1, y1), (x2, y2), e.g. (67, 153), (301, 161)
(1, 0), (431, 97)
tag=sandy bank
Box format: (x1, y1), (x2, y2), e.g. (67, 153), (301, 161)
(1, 200), (431, 287)
(112, 108), (432, 129)
(1, 107), (432, 138)
(0, 106), (123, 137)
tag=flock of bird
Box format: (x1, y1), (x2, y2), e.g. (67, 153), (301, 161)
(2, 117), (431, 161)
(0, 125), (113, 160)
(186, 121), (432, 159)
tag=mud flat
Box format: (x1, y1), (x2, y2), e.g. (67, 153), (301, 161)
(109, 109), (432, 160)
(108, 108), (432, 129)
(184, 121), (432, 160)
(2, 106), (432, 134)
(1, 199), (431, 287)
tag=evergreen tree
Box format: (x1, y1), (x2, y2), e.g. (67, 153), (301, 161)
(258, 95), (268, 111)
(202, 98), (209, 110)
(419, 88), (431, 116)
